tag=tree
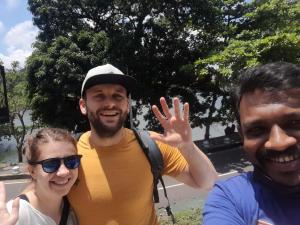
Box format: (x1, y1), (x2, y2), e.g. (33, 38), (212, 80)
(0, 62), (35, 162)
(27, 0), (299, 139)
(27, 31), (110, 130)
(197, 0), (300, 76)
(26, 0), (222, 132)
(195, 0), (300, 135)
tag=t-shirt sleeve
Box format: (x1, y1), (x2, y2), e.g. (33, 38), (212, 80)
(156, 140), (188, 177)
(203, 182), (245, 225)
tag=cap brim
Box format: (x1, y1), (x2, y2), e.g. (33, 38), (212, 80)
(82, 73), (137, 96)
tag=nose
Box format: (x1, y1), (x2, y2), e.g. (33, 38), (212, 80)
(265, 125), (297, 151)
(56, 162), (70, 176)
(102, 97), (116, 109)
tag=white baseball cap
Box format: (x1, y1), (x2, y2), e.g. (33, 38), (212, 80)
(81, 64), (137, 96)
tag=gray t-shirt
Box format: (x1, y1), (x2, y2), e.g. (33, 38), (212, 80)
(7, 199), (78, 225)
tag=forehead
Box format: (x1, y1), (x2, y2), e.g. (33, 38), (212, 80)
(239, 89), (300, 123)
(38, 141), (76, 160)
(86, 84), (127, 94)
(240, 89), (300, 108)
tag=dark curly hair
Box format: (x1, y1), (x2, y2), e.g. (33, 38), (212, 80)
(234, 62), (300, 124)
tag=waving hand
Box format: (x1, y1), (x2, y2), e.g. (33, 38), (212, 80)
(0, 182), (19, 225)
(151, 97), (192, 149)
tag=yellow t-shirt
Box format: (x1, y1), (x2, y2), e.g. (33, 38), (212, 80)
(68, 128), (187, 225)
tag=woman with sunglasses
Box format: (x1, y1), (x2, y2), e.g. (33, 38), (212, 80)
(4, 128), (81, 225)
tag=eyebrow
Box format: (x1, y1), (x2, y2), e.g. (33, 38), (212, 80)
(242, 120), (265, 130)
(115, 89), (126, 93)
(242, 112), (300, 129)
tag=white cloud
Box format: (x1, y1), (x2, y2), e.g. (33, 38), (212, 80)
(0, 49), (32, 69)
(0, 21), (4, 33)
(5, 0), (20, 9)
(4, 21), (38, 51)
(0, 20), (38, 69)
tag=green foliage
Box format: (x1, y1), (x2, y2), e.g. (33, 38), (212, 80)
(160, 208), (202, 225)
(26, 0), (222, 131)
(197, 33), (300, 79)
(0, 62), (34, 162)
(196, 0), (300, 78)
(27, 31), (110, 129)
(7, 62), (28, 112)
(195, 0), (300, 126)
(26, 0), (299, 135)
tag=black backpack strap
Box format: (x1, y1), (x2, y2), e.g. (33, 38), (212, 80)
(159, 176), (176, 223)
(133, 128), (176, 224)
(18, 194), (29, 202)
(59, 196), (70, 225)
(74, 132), (84, 141)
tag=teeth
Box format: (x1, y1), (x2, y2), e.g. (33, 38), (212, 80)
(270, 154), (298, 164)
(53, 180), (68, 185)
(101, 112), (118, 116)
(104, 113), (116, 115)
(279, 157), (284, 163)
(285, 156), (290, 162)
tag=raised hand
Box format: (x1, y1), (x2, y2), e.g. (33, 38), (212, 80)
(0, 182), (19, 225)
(151, 97), (193, 149)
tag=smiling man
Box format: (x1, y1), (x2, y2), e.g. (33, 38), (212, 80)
(203, 62), (300, 225)
(68, 64), (217, 225)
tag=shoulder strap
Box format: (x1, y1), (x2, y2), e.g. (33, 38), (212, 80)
(74, 132), (84, 141)
(18, 194), (29, 202)
(132, 128), (176, 224)
(17, 194), (70, 225)
(59, 196), (70, 225)
(133, 128), (164, 197)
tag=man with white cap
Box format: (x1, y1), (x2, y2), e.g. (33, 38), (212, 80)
(68, 64), (217, 225)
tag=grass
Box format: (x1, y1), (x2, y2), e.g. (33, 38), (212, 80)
(159, 208), (202, 225)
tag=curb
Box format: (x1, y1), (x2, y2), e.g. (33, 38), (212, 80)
(0, 163), (30, 181)
(0, 173), (30, 181)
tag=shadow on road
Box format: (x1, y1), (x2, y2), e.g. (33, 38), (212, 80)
(208, 147), (252, 174)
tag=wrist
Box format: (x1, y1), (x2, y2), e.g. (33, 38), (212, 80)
(178, 141), (195, 152)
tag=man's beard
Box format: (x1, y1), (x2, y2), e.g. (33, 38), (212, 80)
(87, 107), (128, 138)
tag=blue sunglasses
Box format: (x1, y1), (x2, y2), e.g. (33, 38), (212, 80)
(28, 155), (82, 173)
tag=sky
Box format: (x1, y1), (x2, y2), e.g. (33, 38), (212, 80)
(0, 0), (38, 69)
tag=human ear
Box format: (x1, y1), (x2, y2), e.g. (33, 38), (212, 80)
(28, 165), (37, 180)
(79, 98), (87, 115)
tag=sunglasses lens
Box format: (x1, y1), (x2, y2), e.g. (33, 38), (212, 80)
(64, 155), (81, 170)
(42, 159), (61, 173)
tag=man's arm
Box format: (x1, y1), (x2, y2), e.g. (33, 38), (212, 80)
(151, 97), (218, 190)
(172, 142), (217, 190)
(0, 182), (19, 225)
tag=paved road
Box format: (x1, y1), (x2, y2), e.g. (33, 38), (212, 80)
(156, 147), (252, 213)
(3, 147), (252, 212)
(3, 179), (30, 200)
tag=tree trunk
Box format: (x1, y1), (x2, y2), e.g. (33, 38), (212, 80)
(17, 112), (26, 162)
(17, 146), (23, 162)
(204, 93), (218, 140)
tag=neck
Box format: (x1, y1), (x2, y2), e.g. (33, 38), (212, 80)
(90, 127), (125, 147)
(26, 188), (63, 224)
(253, 166), (300, 197)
